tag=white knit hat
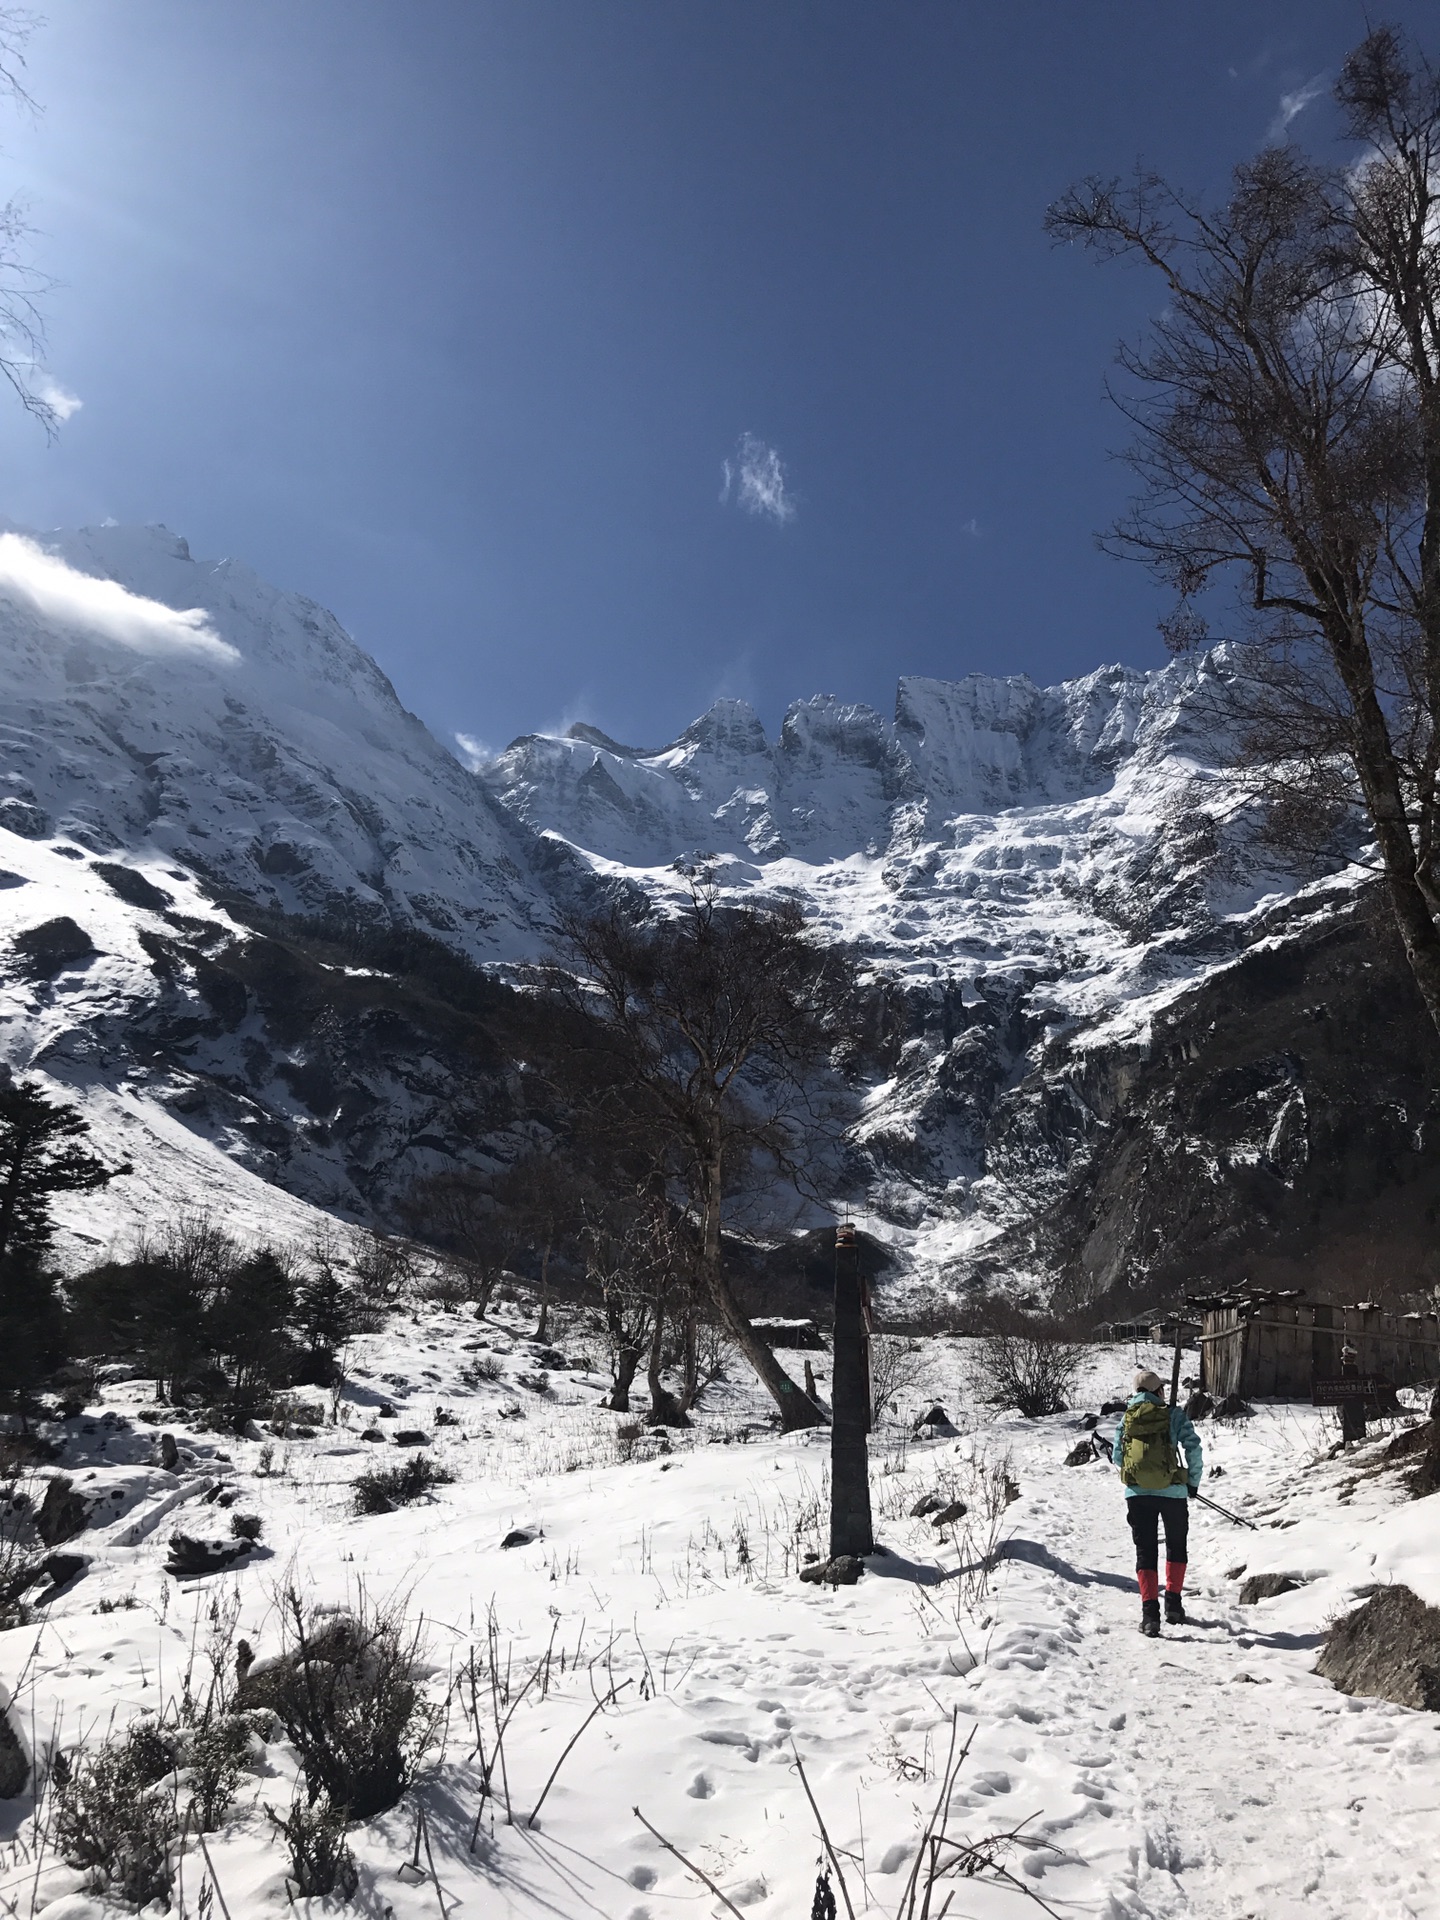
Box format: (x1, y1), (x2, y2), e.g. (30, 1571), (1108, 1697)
(1134, 1369), (1164, 1393)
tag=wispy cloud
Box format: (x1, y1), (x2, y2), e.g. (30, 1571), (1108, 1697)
(0, 533), (238, 660)
(1267, 72), (1326, 143)
(33, 375), (81, 421)
(454, 730), (494, 770)
(960, 516), (982, 539)
(720, 432), (796, 525)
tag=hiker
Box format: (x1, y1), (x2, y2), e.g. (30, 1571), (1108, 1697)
(1112, 1368), (1204, 1637)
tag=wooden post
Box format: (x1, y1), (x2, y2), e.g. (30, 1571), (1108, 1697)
(829, 1223), (874, 1561)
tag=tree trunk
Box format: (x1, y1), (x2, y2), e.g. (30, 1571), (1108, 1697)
(699, 1149), (824, 1432)
(604, 1342), (642, 1413)
(534, 1241), (552, 1341)
(1331, 621), (1440, 1038)
(829, 1229), (874, 1559)
(646, 1292), (689, 1428)
(679, 1296), (700, 1414)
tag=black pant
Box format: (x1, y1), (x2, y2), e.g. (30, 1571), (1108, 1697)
(1126, 1494), (1189, 1570)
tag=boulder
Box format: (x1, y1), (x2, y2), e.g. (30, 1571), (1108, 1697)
(500, 1528), (538, 1549)
(1214, 1393), (1254, 1419)
(929, 1500), (968, 1528)
(908, 1492), (943, 1518)
(1184, 1390), (1214, 1422)
(392, 1431), (430, 1447)
(158, 1432), (180, 1471)
(36, 1475), (89, 1547)
(1238, 1572), (1304, 1604)
(1316, 1584), (1440, 1710)
(165, 1533), (253, 1578)
(1063, 1439), (1095, 1466)
(799, 1555), (864, 1587)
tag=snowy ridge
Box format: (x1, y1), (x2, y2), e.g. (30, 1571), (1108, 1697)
(0, 524), (1374, 1283)
(0, 523), (548, 959)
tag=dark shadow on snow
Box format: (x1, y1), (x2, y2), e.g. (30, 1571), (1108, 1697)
(996, 1537), (1137, 1593)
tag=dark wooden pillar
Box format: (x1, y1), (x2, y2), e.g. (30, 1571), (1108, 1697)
(829, 1223), (874, 1561)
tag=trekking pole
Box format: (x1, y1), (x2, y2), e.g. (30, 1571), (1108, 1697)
(1191, 1489), (1257, 1531)
(1167, 1317), (1184, 1410)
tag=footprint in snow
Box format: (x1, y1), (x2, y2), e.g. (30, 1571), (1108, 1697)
(627, 1866), (657, 1890)
(686, 1772), (715, 1799)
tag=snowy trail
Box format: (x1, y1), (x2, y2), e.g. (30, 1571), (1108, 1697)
(986, 1422), (1440, 1920)
(6, 1329), (1440, 1919)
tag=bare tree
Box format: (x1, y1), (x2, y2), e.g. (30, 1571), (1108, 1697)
(1048, 26), (1440, 1037)
(537, 878), (858, 1431)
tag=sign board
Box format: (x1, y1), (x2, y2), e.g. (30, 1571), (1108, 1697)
(1311, 1375), (1393, 1406)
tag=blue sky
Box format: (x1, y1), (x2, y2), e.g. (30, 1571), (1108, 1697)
(0, 2), (1431, 757)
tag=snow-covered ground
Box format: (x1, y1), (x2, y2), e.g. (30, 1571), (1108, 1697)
(5, 1318), (1438, 1919)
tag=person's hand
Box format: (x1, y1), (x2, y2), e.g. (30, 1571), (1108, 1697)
(1187, 1485), (1198, 1499)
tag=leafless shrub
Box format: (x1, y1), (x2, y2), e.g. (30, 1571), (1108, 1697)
(52, 1722), (178, 1908)
(972, 1332), (1083, 1418)
(868, 1334), (930, 1420)
(239, 1590), (440, 1821)
(464, 1353), (505, 1384)
(349, 1227), (418, 1308)
(266, 1793), (358, 1898)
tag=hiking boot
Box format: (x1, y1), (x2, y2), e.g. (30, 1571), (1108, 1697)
(1140, 1600), (1161, 1638)
(1164, 1592), (1187, 1626)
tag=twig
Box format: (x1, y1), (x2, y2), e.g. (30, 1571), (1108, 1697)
(632, 1807), (748, 1920)
(194, 1831), (235, 1920)
(528, 1679), (633, 1827)
(789, 1744), (857, 1920)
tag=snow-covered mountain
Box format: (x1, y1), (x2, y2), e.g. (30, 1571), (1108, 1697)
(4, 523), (1430, 1302)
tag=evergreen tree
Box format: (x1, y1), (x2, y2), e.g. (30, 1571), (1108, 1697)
(0, 1074), (126, 1415)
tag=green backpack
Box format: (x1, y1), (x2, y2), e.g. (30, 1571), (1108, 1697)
(1120, 1399), (1183, 1491)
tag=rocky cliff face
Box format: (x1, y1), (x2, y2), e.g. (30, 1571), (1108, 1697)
(3, 523), (1428, 1302)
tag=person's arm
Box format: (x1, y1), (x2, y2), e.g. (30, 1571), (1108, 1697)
(1173, 1408), (1203, 1491)
(1112, 1419), (1124, 1471)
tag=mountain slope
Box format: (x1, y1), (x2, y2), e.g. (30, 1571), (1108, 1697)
(3, 522), (1424, 1304)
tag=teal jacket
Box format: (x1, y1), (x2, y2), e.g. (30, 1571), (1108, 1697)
(1111, 1392), (1204, 1499)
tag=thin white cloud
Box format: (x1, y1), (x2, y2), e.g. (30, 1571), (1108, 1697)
(722, 432), (796, 525)
(454, 731), (494, 770)
(1268, 73), (1326, 144)
(33, 375), (81, 421)
(0, 533), (238, 661)
(960, 516), (982, 538)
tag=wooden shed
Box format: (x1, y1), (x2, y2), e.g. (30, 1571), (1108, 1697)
(1195, 1293), (1440, 1400)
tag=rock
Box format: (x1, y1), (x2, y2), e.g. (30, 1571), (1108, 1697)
(1238, 1572), (1304, 1605)
(392, 1431), (430, 1447)
(36, 1475), (89, 1547)
(1079, 1413), (1099, 1430)
(913, 1404), (956, 1436)
(799, 1555), (865, 1587)
(165, 1533), (253, 1578)
(158, 1432), (180, 1471)
(1184, 1390), (1214, 1421)
(0, 1701), (26, 1798)
(909, 1493), (944, 1518)
(1316, 1584), (1440, 1710)
(532, 1348), (568, 1369)
(377, 1401), (396, 1418)
(1064, 1439), (1095, 1466)
(360, 1427), (387, 1442)
(1409, 1423), (1440, 1497)
(12, 916), (95, 979)
(1099, 1399), (1127, 1416)
(500, 1528), (538, 1549)
(1225, 1563), (1247, 1580)
(929, 1500), (968, 1527)
(1214, 1393), (1254, 1419)
(35, 1553), (87, 1595)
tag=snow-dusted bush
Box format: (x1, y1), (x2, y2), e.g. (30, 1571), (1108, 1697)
(52, 1722), (178, 1907)
(352, 1452), (455, 1515)
(240, 1591), (440, 1822)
